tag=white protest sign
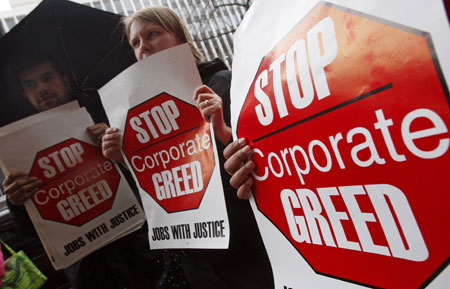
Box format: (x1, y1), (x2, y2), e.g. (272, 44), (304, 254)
(99, 43), (230, 249)
(0, 105), (145, 269)
(231, 0), (450, 288)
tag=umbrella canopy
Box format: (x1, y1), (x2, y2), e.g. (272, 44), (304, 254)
(0, 0), (136, 125)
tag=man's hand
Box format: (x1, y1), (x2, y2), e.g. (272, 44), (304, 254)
(223, 138), (255, 200)
(87, 122), (108, 146)
(2, 171), (41, 205)
(102, 127), (125, 164)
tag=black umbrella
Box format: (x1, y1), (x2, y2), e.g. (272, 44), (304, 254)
(0, 0), (136, 126)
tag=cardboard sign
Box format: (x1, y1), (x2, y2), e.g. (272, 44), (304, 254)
(231, 0), (450, 288)
(29, 138), (120, 226)
(123, 92), (214, 213)
(100, 44), (229, 249)
(0, 104), (145, 269)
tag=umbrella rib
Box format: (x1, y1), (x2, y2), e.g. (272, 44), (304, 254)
(56, 26), (81, 89)
(80, 41), (123, 89)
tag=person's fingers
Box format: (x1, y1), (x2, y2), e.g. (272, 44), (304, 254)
(4, 176), (38, 194)
(202, 104), (221, 114)
(229, 159), (255, 189)
(197, 94), (212, 109)
(103, 145), (125, 163)
(19, 178), (42, 192)
(87, 123), (108, 137)
(90, 126), (104, 136)
(100, 127), (119, 148)
(102, 132), (123, 162)
(199, 92), (221, 103)
(102, 132), (121, 143)
(236, 177), (254, 200)
(223, 138), (247, 160)
(2, 171), (27, 187)
(193, 85), (204, 100)
(104, 127), (119, 135)
(9, 186), (39, 205)
(199, 105), (222, 123)
(199, 96), (222, 109)
(97, 132), (106, 144)
(102, 133), (120, 144)
(194, 85), (215, 101)
(224, 142), (251, 175)
(11, 179), (41, 198)
(5, 178), (41, 205)
(102, 137), (121, 149)
(87, 124), (102, 133)
(102, 141), (121, 158)
(103, 143), (122, 154)
(86, 123), (98, 132)
(195, 86), (221, 111)
(224, 147), (251, 175)
(88, 125), (108, 146)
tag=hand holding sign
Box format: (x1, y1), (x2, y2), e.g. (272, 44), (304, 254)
(103, 84), (231, 163)
(2, 171), (42, 205)
(194, 85), (231, 145)
(99, 44), (230, 249)
(102, 127), (124, 164)
(231, 0), (450, 288)
(0, 106), (146, 269)
(223, 138), (255, 200)
(86, 123), (108, 146)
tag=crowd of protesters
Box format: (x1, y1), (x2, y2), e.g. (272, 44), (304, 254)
(1, 5), (273, 289)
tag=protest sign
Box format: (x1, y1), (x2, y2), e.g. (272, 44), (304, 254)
(231, 0), (450, 288)
(99, 44), (229, 249)
(0, 103), (145, 269)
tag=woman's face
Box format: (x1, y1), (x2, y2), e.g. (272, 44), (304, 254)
(129, 19), (182, 61)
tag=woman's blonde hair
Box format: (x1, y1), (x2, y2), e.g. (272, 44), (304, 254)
(122, 6), (204, 62)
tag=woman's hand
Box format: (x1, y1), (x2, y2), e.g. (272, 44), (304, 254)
(194, 85), (231, 145)
(2, 171), (41, 205)
(223, 138), (255, 200)
(102, 127), (125, 164)
(87, 123), (108, 146)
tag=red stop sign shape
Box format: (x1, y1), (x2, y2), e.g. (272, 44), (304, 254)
(237, 2), (450, 288)
(123, 92), (214, 213)
(29, 138), (120, 226)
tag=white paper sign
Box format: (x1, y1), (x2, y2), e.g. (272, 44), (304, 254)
(231, 0), (450, 288)
(99, 44), (230, 249)
(0, 104), (146, 269)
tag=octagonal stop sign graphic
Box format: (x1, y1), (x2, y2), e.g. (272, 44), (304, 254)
(237, 2), (450, 288)
(29, 138), (120, 226)
(123, 92), (214, 213)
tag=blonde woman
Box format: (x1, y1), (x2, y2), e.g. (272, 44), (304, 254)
(102, 6), (273, 289)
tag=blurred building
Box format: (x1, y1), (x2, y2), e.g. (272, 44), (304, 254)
(0, 0), (252, 67)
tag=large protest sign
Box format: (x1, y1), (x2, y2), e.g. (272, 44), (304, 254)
(99, 44), (229, 249)
(231, 0), (450, 288)
(0, 103), (145, 269)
